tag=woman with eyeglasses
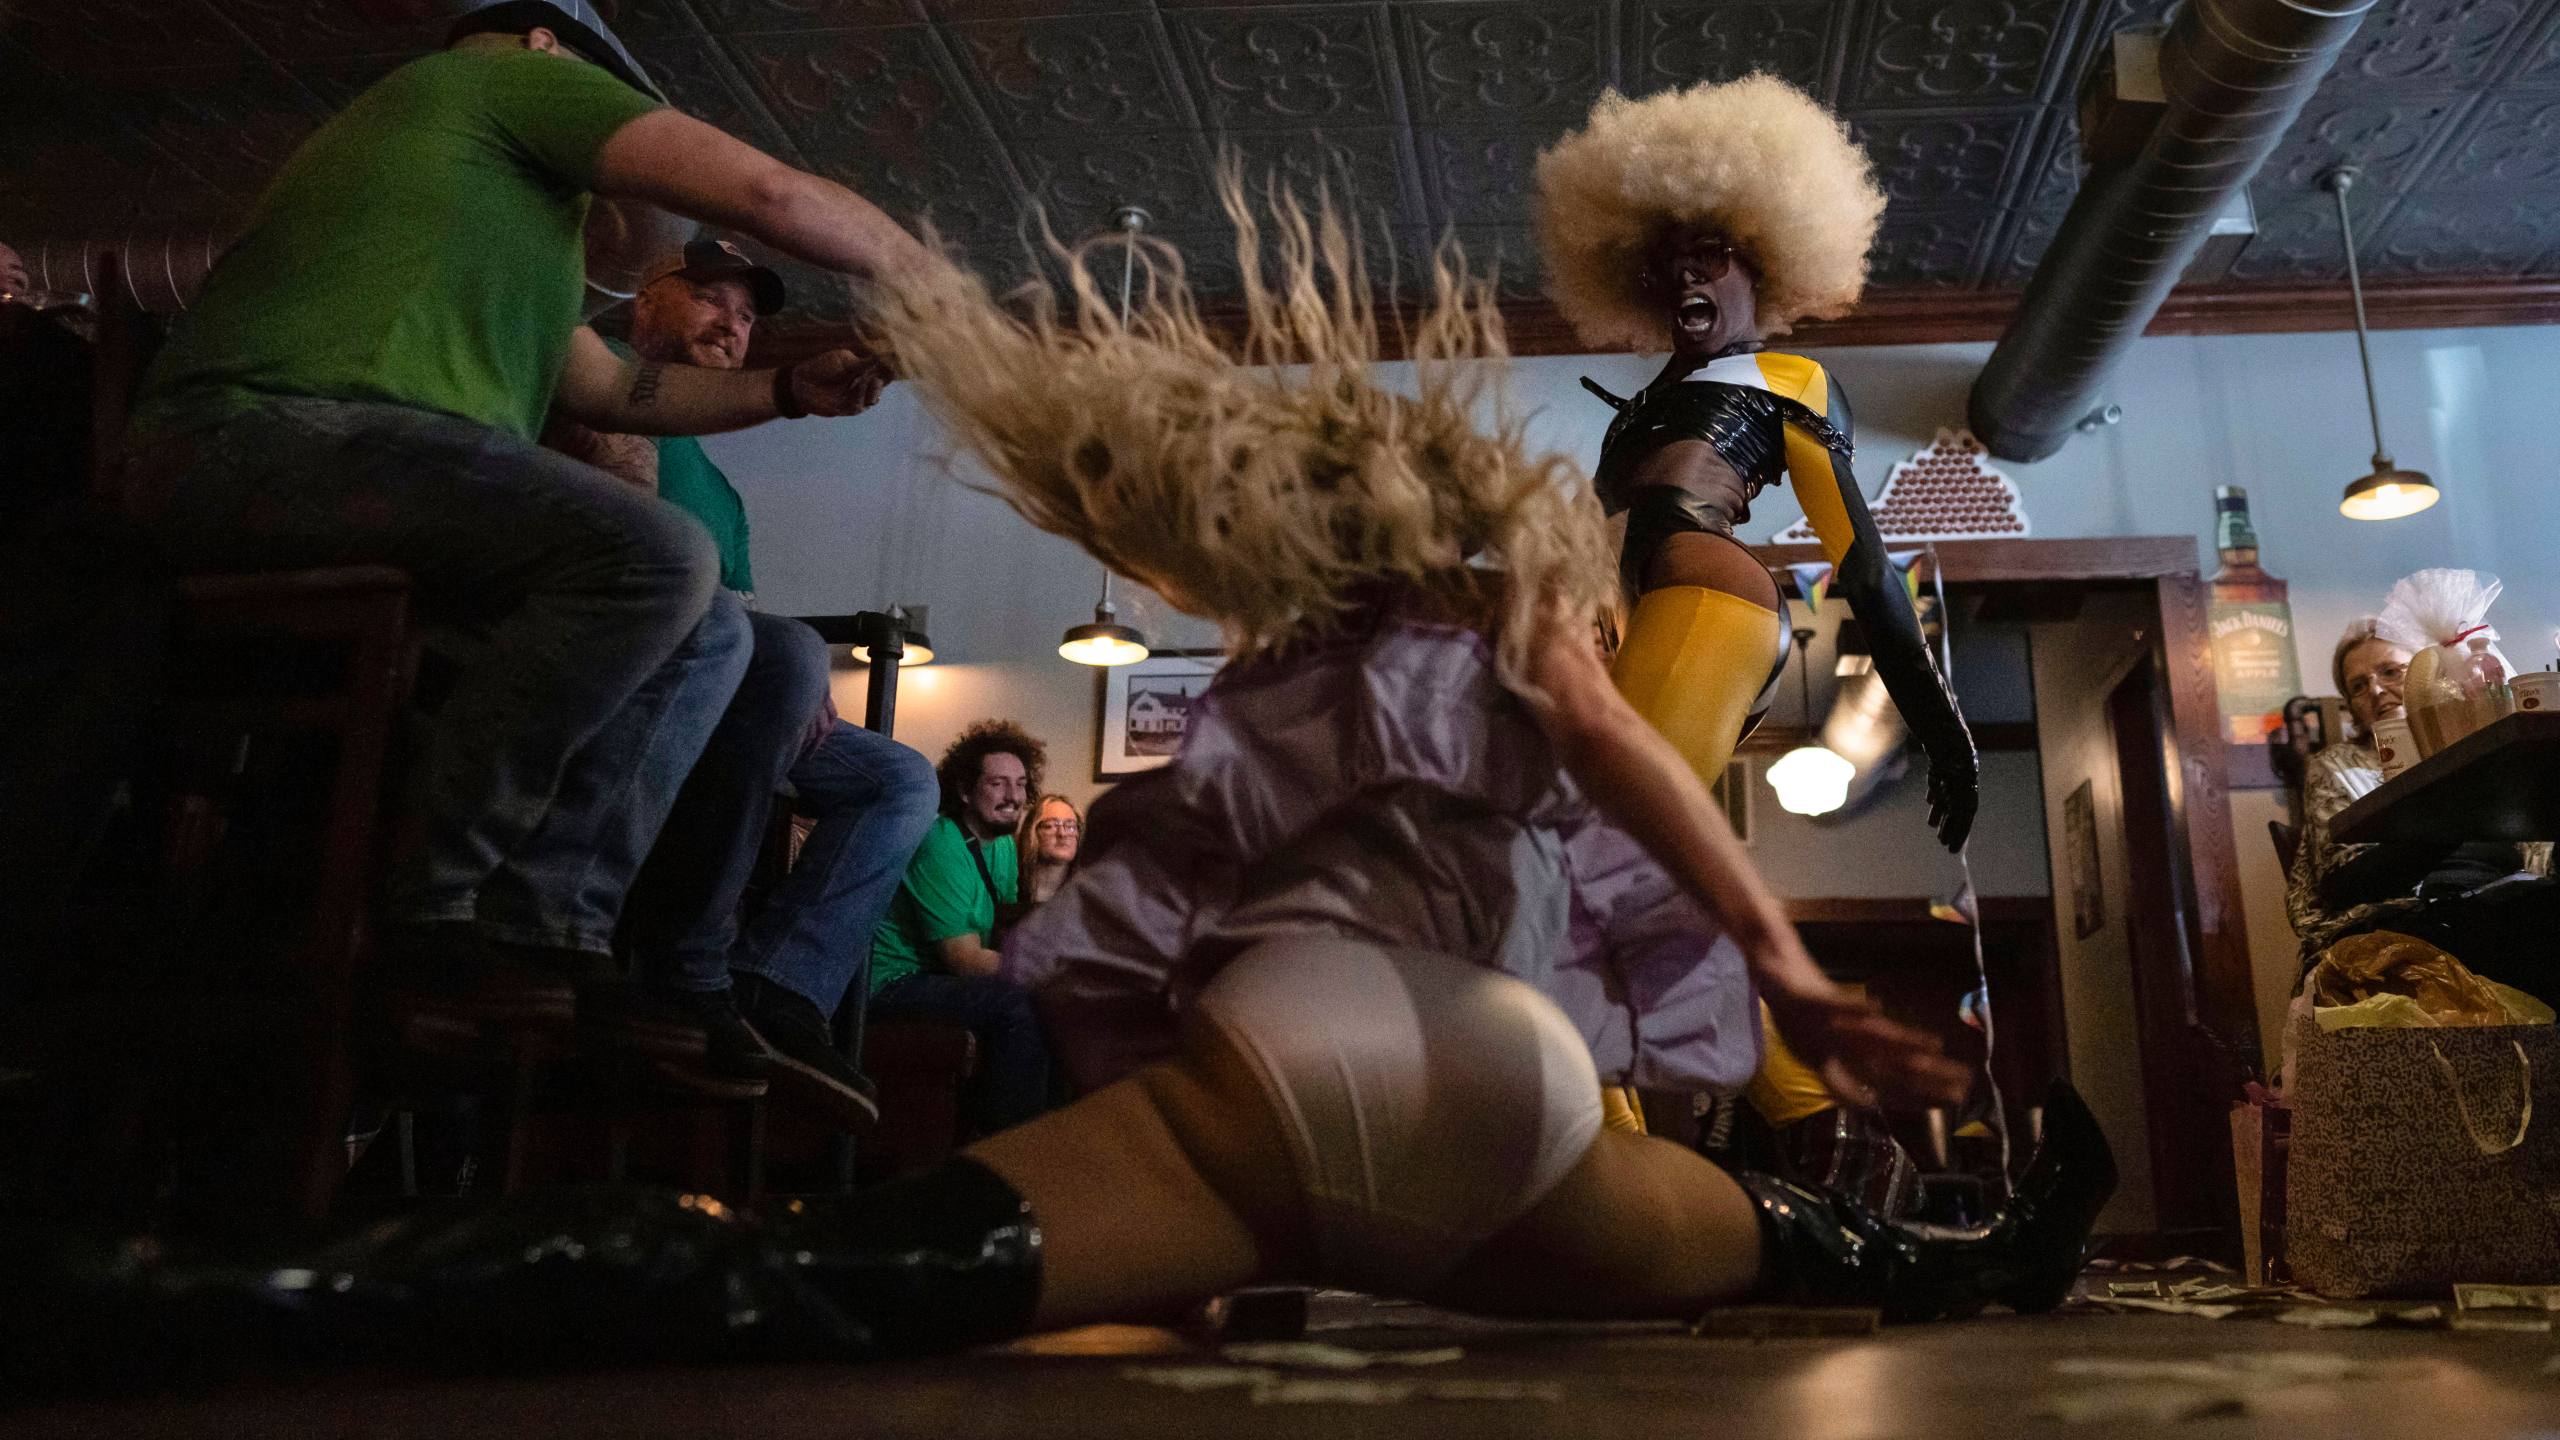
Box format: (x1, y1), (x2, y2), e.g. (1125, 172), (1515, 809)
(1013, 793), (1083, 912)
(2288, 617), (2554, 982)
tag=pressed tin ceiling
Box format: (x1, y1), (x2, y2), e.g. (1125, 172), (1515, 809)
(5, 0), (2560, 349)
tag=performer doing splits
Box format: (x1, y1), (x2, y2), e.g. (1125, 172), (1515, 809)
(8, 187), (2108, 1383)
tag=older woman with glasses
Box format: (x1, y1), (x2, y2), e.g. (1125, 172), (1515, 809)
(2288, 617), (2554, 982)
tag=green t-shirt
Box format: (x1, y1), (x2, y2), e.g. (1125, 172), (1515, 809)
(656, 434), (755, 595)
(597, 337), (756, 595)
(870, 817), (1019, 993)
(136, 47), (661, 442)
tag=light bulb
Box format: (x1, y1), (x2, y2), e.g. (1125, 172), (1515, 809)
(1765, 744), (1855, 817)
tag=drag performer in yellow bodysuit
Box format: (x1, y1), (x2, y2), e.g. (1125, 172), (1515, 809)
(1537, 79), (1979, 1182)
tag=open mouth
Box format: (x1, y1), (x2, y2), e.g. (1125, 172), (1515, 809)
(1676, 294), (1718, 338)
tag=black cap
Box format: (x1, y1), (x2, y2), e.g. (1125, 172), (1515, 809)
(642, 238), (787, 316)
(446, 1), (667, 104)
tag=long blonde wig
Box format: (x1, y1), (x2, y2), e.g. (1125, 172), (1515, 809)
(1534, 75), (1886, 349)
(864, 179), (1617, 689)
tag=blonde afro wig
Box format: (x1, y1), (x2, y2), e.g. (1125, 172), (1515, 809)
(864, 177), (1617, 691)
(1534, 74), (1886, 349)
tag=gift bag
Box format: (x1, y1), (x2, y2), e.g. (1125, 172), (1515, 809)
(2231, 1086), (2291, 1286)
(2287, 1009), (2560, 1296)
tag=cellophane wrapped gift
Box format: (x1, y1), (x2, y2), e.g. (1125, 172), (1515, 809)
(2377, 569), (2513, 755)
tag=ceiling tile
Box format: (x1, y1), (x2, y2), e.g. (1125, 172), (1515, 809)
(724, 25), (959, 155)
(1621, 0), (1842, 98)
(946, 13), (1193, 133)
(206, 0), (437, 60)
(2223, 191), (2382, 282)
(90, 62), (332, 197)
(1447, 223), (1550, 306)
(1418, 126), (1548, 226)
(1223, 126), (1426, 227)
(812, 136), (1027, 236)
(1851, 108), (2036, 206)
(626, 31), (799, 155)
(2511, 6), (2560, 88)
(1985, 105), (2080, 282)
(610, 0), (711, 39)
(690, 0), (922, 33)
(1844, 0), (2078, 109)
(2364, 192), (2553, 276)
(2321, 0), (2539, 90)
(1007, 129), (1219, 232)
(1864, 203), (1997, 287)
(6, 0), (259, 80)
(2412, 93), (2560, 194)
(1395, 2), (1610, 126)
(2258, 91), (2472, 199)
(1167, 5), (1400, 131)
(923, 0), (1154, 16)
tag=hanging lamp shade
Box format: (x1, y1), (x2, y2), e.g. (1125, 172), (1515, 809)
(2323, 168), (2442, 522)
(2339, 460), (2439, 521)
(851, 605), (934, 666)
(1060, 598), (1148, 667)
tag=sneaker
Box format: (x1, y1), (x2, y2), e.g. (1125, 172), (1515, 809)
(376, 922), (578, 1030)
(733, 972), (879, 1129)
(584, 984), (773, 1081)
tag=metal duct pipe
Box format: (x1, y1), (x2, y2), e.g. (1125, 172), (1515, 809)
(22, 234), (228, 315)
(1967, 0), (2373, 461)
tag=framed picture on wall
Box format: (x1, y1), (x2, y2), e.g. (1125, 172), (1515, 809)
(1095, 651), (1226, 779)
(2064, 779), (2104, 939)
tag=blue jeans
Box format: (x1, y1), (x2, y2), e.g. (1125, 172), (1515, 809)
(138, 397), (749, 954)
(626, 612), (938, 1000)
(868, 971), (1055, 1135)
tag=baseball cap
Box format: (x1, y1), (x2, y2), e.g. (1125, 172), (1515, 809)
(643, 238), (788, 316)
(445, 0), (667, 104)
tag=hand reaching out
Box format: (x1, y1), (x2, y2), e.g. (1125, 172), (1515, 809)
(1926, 748), (1979, 852)
(1762, 969), (1971, 1111)
(788, 348), (892, 418)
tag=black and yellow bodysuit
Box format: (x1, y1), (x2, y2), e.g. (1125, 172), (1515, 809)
(1586, 349), (1978, 1135)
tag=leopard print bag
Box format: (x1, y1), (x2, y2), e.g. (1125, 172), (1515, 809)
(2288, 1012), (2560, 1297)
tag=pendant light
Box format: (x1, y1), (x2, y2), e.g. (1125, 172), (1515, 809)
(2323, 168), (2439, 522)
(1765, 625), (1854, 816)
(1060, 204), (1155, 669)
(851, 604), (934, 667)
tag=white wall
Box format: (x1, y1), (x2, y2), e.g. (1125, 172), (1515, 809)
(714, 321), (2560, 807)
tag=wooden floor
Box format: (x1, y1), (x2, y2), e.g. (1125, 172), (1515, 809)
(14, 1292), (2559, 1439)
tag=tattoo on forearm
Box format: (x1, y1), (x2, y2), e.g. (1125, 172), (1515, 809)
(627, 362), (665, 408)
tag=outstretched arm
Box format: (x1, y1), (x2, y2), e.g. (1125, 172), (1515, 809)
(1521, 612), (1967, 1107)
(592, 108), (935, 284)
(1777, 367), (1977, 850)
(551, 326), (886, 436)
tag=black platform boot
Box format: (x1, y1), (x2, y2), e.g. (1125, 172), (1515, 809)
(1738, 1082), (2116, 1323)
(5, 1162), (1043, 1391)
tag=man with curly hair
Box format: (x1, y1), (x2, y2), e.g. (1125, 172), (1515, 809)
(865, 718), (1056, 1135)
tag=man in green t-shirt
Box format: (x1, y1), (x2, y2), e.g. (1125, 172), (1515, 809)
(868, 720), (1057, 1136)
(122, 0), (936, 1054)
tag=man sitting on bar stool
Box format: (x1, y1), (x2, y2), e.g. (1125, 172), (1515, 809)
(120, 1), (935, 1040)
(558, 239), (939, 1124)
(2290, 616), (2556, 991)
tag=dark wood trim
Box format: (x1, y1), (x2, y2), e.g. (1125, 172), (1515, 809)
(751, 277), (2560, 367)
(1783, 895), (2053, 926)
(2154, 571), (2263, 1068)
(1749, 536), (2200, 586)
(1738, 720), (2038, 756)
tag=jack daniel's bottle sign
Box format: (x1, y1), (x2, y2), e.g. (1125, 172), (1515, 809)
(2207, 486), (2302, 744)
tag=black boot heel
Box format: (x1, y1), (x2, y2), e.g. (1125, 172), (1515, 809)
(1739, 1080), (2116, 1323)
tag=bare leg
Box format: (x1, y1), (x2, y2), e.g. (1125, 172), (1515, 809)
(967, 1021), (1313, 1330)
(1424, 1130), (1763, 1319)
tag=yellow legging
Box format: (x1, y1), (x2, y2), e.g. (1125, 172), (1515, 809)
(1609, 583), (1841, 1129)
